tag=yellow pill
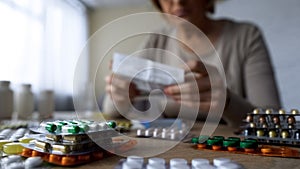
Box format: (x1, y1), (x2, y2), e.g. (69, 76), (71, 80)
(253, 108), (260, 114)
(265, 109), (273, 114)
(19, 137), (34, 143)
(279, 109), (285, 114)
(291, 109), (299, 115)
(3, 142), (24, 154)
(0, 140), (12, 150)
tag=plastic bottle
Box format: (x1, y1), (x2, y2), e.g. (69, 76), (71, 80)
(0, 81), (13, 119)
(15, 84), (34, 120)
(38, 90), (54, 119)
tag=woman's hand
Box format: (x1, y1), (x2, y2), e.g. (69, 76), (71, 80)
(105, 74), (140, 103)
(164, 60), (225, 113)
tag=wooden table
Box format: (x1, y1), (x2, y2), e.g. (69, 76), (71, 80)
(53, 122), (300, 169)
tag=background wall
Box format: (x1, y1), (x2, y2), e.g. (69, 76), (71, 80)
(88, 0), (300, 109)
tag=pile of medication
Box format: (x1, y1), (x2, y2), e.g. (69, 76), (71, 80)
(0, 155), (44, 169)
(192, 135), (300, 158)
(18, 119), (136, 166)
(242, 108), (300, 146)
(114, 156), (244, 169)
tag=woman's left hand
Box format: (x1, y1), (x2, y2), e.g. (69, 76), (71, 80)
(164, 60), (224, 113)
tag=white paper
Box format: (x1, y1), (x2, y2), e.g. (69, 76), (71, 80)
(112, 53), (184, 92)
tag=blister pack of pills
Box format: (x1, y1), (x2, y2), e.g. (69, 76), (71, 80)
(241, 108), (300, 147)
(114, 156), (244, 169)
(0, 128), (34, 156)
(17, 119), (138, 166)
(192, 135), (300, 158)
(136, 127), (191, 141)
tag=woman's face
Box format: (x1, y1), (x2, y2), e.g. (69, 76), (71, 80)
(158, 0), (209, 24)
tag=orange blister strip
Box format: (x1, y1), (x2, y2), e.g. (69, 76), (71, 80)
(195, 144), (300, 158)
(22, 148), (105, 166)
(21, 139), (137, 166)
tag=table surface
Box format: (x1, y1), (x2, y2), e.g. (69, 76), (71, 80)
(51, 121), (300, 169)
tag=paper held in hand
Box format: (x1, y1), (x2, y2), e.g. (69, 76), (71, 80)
(112, 53), (184, 92)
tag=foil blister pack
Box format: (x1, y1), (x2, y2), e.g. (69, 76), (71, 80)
(241, 108), (300, 147)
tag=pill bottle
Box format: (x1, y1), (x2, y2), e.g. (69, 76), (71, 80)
(15, 84), (34, 120)
(0, 81), (14, 119)
(38, 90), (54, 119)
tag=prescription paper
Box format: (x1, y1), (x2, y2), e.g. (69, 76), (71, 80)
(112, 53), (184, 92)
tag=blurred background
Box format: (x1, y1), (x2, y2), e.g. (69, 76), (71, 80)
(0, 0), (299, 112)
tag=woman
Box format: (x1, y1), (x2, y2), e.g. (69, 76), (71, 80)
(103, 0), (281, 127)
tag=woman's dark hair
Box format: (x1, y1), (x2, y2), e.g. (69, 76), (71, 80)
(151, 0), (215, 14)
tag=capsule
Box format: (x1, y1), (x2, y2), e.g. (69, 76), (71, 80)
(281, 130), (289, 139)
(262, 123), (268, 128)
(268, 130), (277, 138)
(249, 123), (256, 128)
(246, 115), (253, 123)
(291, 109), (299, 115)
(275, 124), (281, 129)
(62, 125), (80, 134)
(288, 124), (294, 129)
(40, 122), (57, 133)
(287, 116), (296, 124)
(253, 108), (261, 114)
(3, 142), (24, 154)
(259, 116), (266, 124)
(294, 131), (300, 140)
(35, 141), (51, 152)
(256, 130), (264, 137)
(279, 109), (286, 114)
(265, 109), (273, 114)
(272, 116), (280, 124)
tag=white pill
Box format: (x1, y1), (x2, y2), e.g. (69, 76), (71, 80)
(2, 155), (22, 165)
(170, 132), (177, 140)
(192, 158), (210, 167)
(194, 164), (216, 169)
(136, 129), (143, 136)
(25, 157), (43, 168)
(213, 158), (231, 167)
(7, 162), (25, 169)
(170, 163), (190, 169)
(147, 163), (166, 169)
(170, 158), (187, 166)
(123, 161), (142, 169)
(161, 131), (167, 139)
(145, 129), (153, 137)
(127, 156), (144, 165)
(148, 158), (165, 165)
(217, 162), (245, 169)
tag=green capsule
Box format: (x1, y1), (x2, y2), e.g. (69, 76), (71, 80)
(213, 136), (225, 141)
(207, 138), (222, 146)
(223, 139), (239, 147)
(45, 123), (57, 133)
(191, 137), (199, 144)
(62, 125), (80, 134)
(106, 121), (116, 128)
(240, 140), (258, 149)
(227, 137), (241, 142)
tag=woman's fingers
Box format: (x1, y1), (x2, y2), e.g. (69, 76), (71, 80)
(164, 76), (211, 95)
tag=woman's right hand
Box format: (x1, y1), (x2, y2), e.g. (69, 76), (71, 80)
(105, 74), (140, 102)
